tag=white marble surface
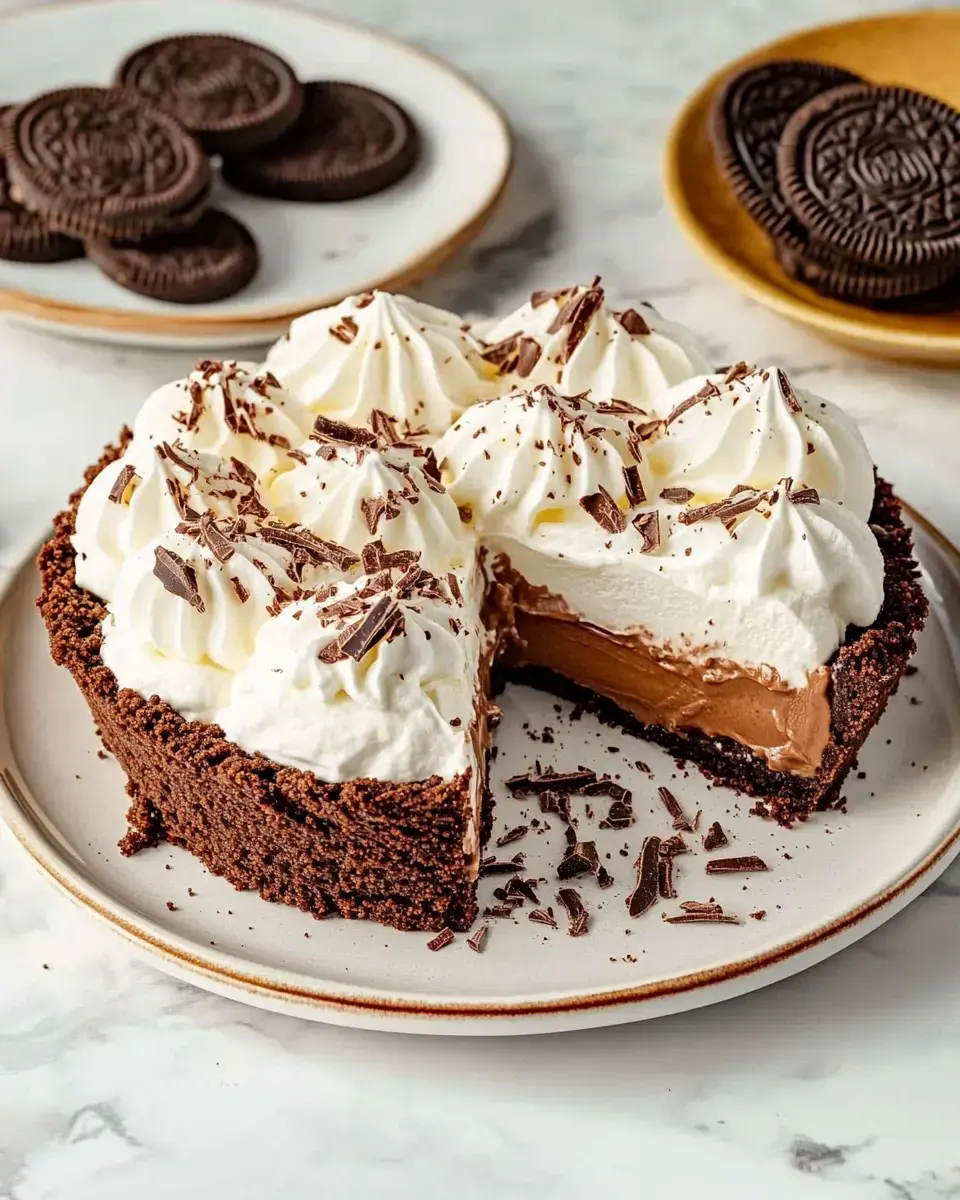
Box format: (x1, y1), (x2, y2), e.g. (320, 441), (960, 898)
(2, 0), (960, 1196)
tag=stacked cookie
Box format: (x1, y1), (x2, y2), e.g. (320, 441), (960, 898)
(710, 60), (960, 307)
(0, 34), (418, 303)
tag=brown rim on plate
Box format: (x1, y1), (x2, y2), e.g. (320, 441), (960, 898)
(0, 0), (513, 335)
(1, 504), (957, 1023)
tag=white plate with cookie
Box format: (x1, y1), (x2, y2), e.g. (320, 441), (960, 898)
(0, 0), (511, 348)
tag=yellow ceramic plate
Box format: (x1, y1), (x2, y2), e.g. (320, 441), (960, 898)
(663, 9), (960, 364)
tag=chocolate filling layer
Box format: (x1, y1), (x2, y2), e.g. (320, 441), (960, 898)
(495, 563), (832, 776)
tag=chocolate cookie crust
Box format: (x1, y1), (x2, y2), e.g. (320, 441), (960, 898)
(2, 87), (210, 241)
(778, 83), (960, 269)
(38, 436), (483, 933)
(222, 81), (418, 201)
(116, 34), (304, 154)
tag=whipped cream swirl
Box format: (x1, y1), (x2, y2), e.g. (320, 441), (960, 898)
(132, 360), (313, 480)
(479, 279), (711, 406)
(648, 365), (876, 519)
(435, 384), (656, 537)
(220, 566), (480, 782)
(265, 291), (496, 435)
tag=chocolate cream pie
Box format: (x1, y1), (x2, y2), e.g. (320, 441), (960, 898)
(39, 282), (926, 932)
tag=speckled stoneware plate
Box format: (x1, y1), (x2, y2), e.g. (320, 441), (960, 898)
(2, 509), (960, 1035)
(664, 11), (960, 365)
(0, 0), (511, 349)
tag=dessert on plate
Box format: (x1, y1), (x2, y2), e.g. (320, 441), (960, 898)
(38, 281), (927, 932)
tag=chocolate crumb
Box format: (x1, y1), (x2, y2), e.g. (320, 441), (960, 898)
(165, 901), (178, 912)
(749, 910), (767, 921)
(496, 824), (529, 847)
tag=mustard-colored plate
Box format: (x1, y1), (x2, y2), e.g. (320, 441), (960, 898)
(663, 9), (960, 365)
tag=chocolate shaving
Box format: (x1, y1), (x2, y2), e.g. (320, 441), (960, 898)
(658, 857), (677, 900)
(663, 913), (741, 925)
(556, 888), (589, 937)
(446, 573), (462, 604)
(659, 487), (694, 503)
(310, 414), (376, 447)
(595, 398), (647, 416)
(107, 464), (138, 504)
(259, 524), (360, 572)
(466, 925), (488, 952)
(548, 281), (604, 362)
(530, 285), (575, 309)
(558, 840), (599, 880)
(194, 512), (235, 563)
(665, 380), (719, 427)
(153, 546), (203, 612)
(657, 786), (692, 832)
(596, 865), (614, 890)
(361, 539), (420, 574)
(339, 595), (401, 661)
(705, 856), (769, 874)
(622, 464), (646, 507)
(599, 798), (634, 831)
(505, 768), (596, 795)
(539, 790), (572, 822)
(505, 877), (540, 905)
(481, 333), (543, 378)
(483, 905), (518, 919)
(426, 927), (455, 951)
(528, 909), (557, 929)
(776, 368), (802, 413)
(615, 307), (652, 336)
(678, 487), (768, 527)
(369, 408), (399, 445)
(360, 495), (388, 535)
(627, 836), (661, 918)
(632, 510), (660, 553)
(788, 486), (820, 506)
(723, 361), (753, 384)
(229, 576), (250, 604)
(496, 825), (529, 848)
(680, 901), (723, 914)
(702, 821), (729, 852)
(330, 315), (359, 345)
(479, 858), (524, 877)
(580, 486), (627, 534)
(659, 835), (688, 857)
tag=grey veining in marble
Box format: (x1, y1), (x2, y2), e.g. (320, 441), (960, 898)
(2, 0), (960, 1196)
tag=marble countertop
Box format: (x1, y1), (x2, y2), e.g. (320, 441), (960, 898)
(3, 0), (960, 1196)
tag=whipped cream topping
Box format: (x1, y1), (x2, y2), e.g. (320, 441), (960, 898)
(74, 296), (885, 786)
(479, 279), (712, 405)
(436, 384), (656, 537)
(220, 566), (480, 783)
(73, 440), (270, 603)
(132, 360), (314, 480)
(648, 365), (877, 520)
(265, 291), (496, 435)
(438, 374), (884, 689)
(270, 417), (472, 576)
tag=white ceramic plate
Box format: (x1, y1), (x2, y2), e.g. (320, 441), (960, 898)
(0, 0), (511, 348)
(2, 511), (959, 1036)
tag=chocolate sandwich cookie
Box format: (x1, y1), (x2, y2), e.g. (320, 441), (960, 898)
(116, 34), (304, 154)
(777, 234), (956, 303)
(2, 88), (210, 242)
(86, 209), (259, 304)
(778, 83), (960, 269)
(710, 59), (862, 239)
(0, 151), (83, 263)
(222, 81), (418, 201)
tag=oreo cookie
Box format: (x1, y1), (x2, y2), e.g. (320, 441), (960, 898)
(776, 234), (956, 303)
(116, 34), (304, 154)
(222, 81), (418, 201)
(778, 83), (960, 269)
(86, 209), (259, 303)
(2, 87), (210, 242)
(0, 105), (82, 263)
(710, 59), (862, 239)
